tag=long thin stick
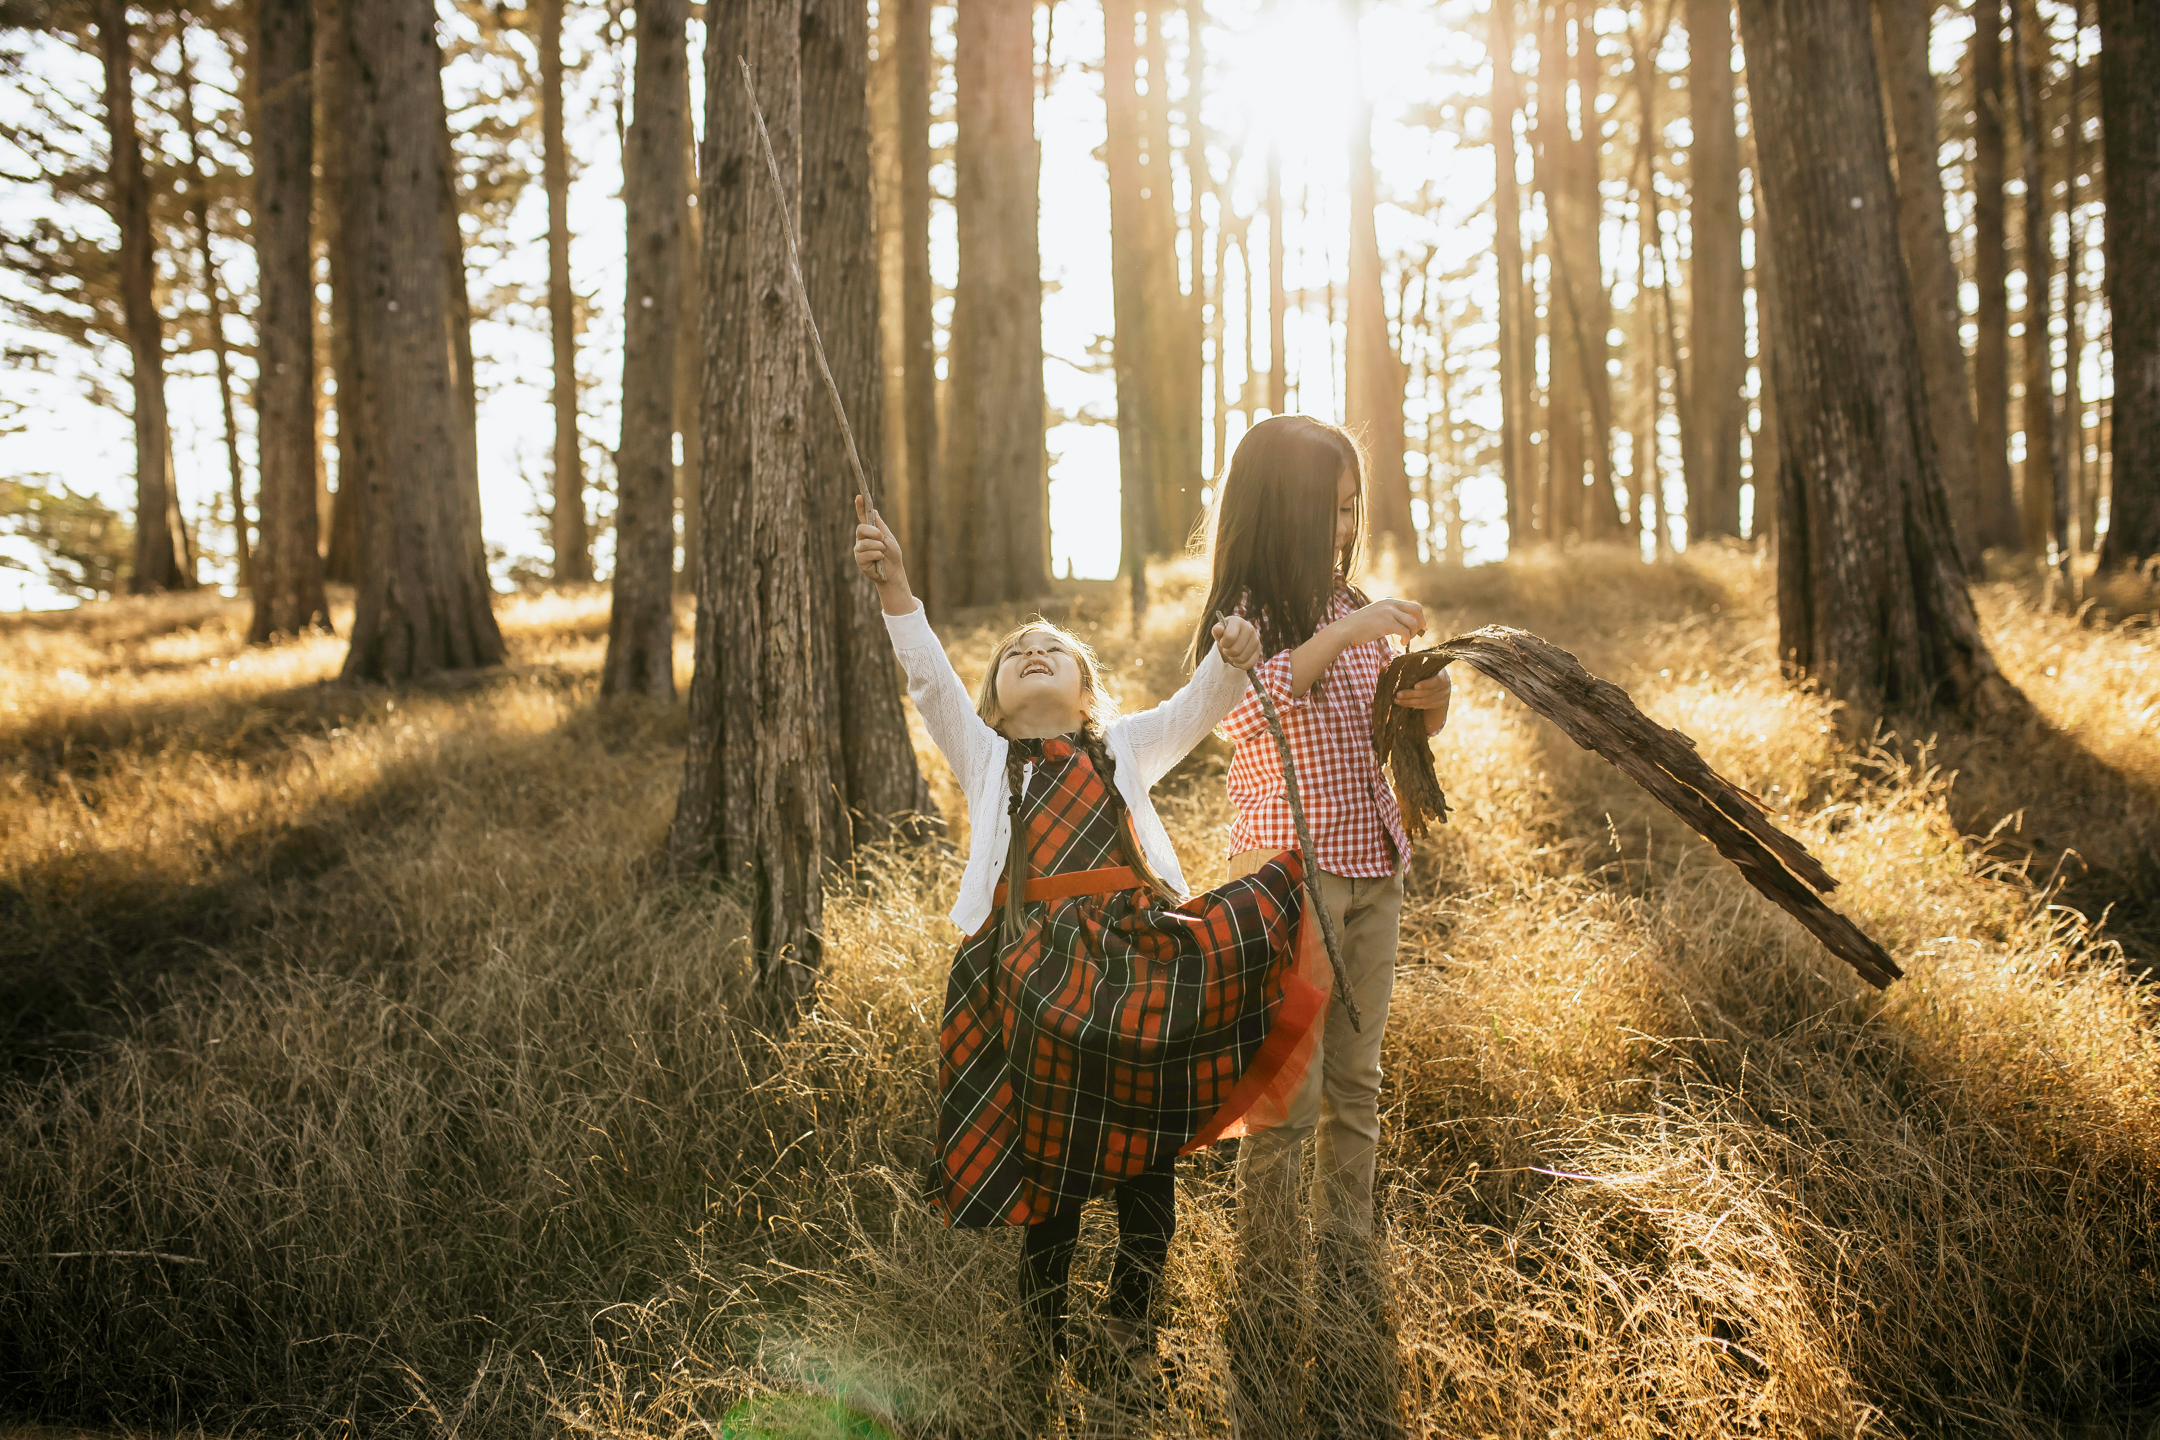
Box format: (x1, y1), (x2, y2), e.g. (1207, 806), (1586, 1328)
(738, 56), (884, 579)
(1219, 623), (1359, 1031)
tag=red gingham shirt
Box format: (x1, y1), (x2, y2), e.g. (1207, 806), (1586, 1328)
(1218, 581), (1409, 879)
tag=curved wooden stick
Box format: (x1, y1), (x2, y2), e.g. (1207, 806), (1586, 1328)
(738, 57), (885, 582)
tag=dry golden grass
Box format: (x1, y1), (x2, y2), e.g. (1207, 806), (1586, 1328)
(2, 553), (2156, 1439)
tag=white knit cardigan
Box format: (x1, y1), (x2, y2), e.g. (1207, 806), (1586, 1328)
(883, 602), (1248, 935)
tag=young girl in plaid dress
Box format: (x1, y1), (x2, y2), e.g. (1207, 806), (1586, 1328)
(1186, 415), (1452, 1434)
(851, 499), (1329, 1385)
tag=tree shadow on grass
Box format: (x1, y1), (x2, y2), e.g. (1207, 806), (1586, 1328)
(0, 666), (684, 1079)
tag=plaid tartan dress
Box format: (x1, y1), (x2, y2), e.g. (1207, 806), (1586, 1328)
(931, 734), (1311, 1228)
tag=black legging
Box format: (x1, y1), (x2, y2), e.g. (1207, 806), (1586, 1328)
(1019, 1159), (1176, 1354)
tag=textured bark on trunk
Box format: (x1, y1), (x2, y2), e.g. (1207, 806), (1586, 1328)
(744, 0), (829, 1013)
(894, 0), (938, 610)
(1531, 3), (1613, 544)
(250, 0), (331, 640)
(317, 0), (365, 586)
(1738, 0), (2008, 717)
(674, 104), (704, 589)
(1347, 90), (1415, 551)
(1972, 0), (2023, 550)
(803, 0), (934, 845)
(944, 0), (1047, 605)
(1105, 0), (1155, 623)
(178, 31), (250, 590)
(1874, 0), (1984, 572)
(1747, 162), (1782, 547)
(2012, 0), (2060, 559)
(2095, 0), (2160, 570)
(671, 0), (759, 876)
(1687, 0), (1745, 541)
(605, 0), (687, 700)
(332, 0), (504, 681)
(1566, 11), (1621, 544)
(542, 0), (593, 583)
(103, 0), (191, 593)
(436, 59), (483, 544)
(1140, 7), (1199, 552)
(1493, 0), (1530, 552)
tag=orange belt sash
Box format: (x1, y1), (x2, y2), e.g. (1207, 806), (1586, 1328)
(989, 864), (1142, 908)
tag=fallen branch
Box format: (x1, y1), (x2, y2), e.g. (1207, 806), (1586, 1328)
(1375, 627), (1902, 990)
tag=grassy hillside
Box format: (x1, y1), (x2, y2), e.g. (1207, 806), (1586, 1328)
(2, 552), (2156, 1438)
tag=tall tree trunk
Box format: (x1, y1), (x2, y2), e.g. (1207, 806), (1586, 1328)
(894, 0), (938, 610)
(1531, 7), (1578, 541)
(674, 106), (704, 588)
(943, 0), (1046, 606)
(1143, 5), (1199, 551)
(332, 0), (504, 681)
(1533, 3), (1612, 543)
(1737, 0), (2008, 717)
(178, 29), (250, 589)
(1105, 0), (1155, 623)
(604, 0), (687, 700)
(436, 61), (483, 537)
(1972, 0), (2023, 550)
(804, 0), (934, 844)
(1874, 0), (1984, 572)
(103, 0), (190, 593)
(2095, 0), (2160, 570)
(1493, 0), (1531, 552)
(2057, 6), (2084, 578)
(1687, 0), (1744, 541)
(745, 0), (828, 1010)
(542, 0), (593, 583)
(250, 0), (330, 640)
(1183, 0), (1218, 483)
(672, 0), (758, 875)
(1747, 158), (1781, 547)
(1347, 82), (1414, 552)
(317, 0), (365, 585)
(2012, 0), (2060, 560)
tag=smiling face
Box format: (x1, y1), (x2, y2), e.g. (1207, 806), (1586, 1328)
(981, 626), (1094, 737)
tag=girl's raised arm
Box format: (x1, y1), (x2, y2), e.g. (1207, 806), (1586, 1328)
(1112, 615), (1262, 788)
(855, 498), (998, 792)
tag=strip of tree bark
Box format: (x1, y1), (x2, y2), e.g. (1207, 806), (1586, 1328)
(2094, 0), (2160, 572)
(541, 0), (592, 584)
(1970, 0), (2023, 553)
(1739, 0), (2010, 720)
(1687, 0), (1746, 542)
(1874, 0), (1985, 574)
(249, 0), (331, 641)
(603, 0), (687, 700)
(1376, 632), (1902, 990)
(102, 0), (192, 593)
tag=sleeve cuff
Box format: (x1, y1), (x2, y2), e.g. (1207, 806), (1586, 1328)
(882, 599), (935, 649)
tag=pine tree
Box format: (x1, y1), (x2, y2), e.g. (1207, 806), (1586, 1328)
(1738, 0), (2010, 716)
(248, 0), (330, 640)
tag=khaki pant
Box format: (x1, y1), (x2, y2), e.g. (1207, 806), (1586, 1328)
(1235, 859), (1402, 1237)
(1226, 857), (1405, 1438)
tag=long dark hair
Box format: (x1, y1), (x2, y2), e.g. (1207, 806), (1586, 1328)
(1186, 414), (1365, 667)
